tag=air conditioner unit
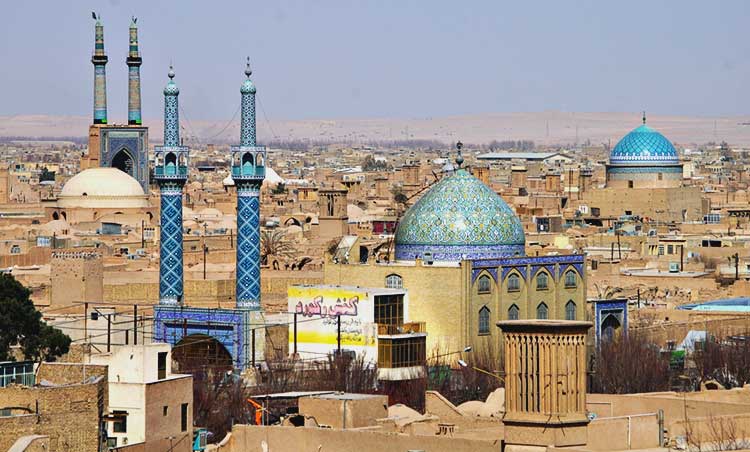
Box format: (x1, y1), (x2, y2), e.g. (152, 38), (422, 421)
(423, 252), (434, 265)
(669, 262), (680, 273)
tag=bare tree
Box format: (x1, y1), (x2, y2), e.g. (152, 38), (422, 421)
(591, 332), (671, 394)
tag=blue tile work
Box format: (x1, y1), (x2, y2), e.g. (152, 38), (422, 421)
(471, 254), (585, 285)
(472, 267), (499, 283)
(607, 165), (682, 174)
(153, 306), (253, 370)
(233, 61), (265, 310)
(100, 129), (149, 192)
(126, 17), (142, 125)
(395, 169), (525, 261)
(91, 16), (108, 124)
(163, 68), (180, 147)
(236, 188), (261, 309)
(158, 184), (184, 305)
(594, 299), (628, 346)
(610, 124), (678, 165)
(154, 69), (189, 306)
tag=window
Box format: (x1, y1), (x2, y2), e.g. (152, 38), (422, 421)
(9, 245), (20, 254)
(565, 270), (577, 288)
(536, 272), (548, 290)
(477, 275), (492, 294)
(628, 180), (634, 188)
(163, 406), (168, 416)
(157, 352), (167, 380)
(508, 304), (519, 320)
(112, 410), (127, 433)
(385, 274), (403, 289)
(507, 274), (520, 292)
(478, 307), (491, 335)
(658, 245), (665, 256)
(536, 303), (548, 320)
(377, 336), (426, 369)
(565, 301), (577, 321)
(374, 294), (404, 326)
(181, 403), (189, 432)
(667, 245), (674, 255)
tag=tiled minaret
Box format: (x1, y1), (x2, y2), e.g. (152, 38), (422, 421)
(154, 67), (189, 305)
(126, 17), (143, 125)
(231, 59), (266, 310)
(91, 13), (108, 124)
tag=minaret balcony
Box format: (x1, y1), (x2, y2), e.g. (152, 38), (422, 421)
(230, 145), (266, 181)
(154, 146), (189, 180)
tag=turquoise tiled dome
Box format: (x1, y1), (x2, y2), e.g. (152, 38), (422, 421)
(610, 124), (678, 165)
(395, 169), (525, 261)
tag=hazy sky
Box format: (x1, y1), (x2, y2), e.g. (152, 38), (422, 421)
(1, 1), (749, 122)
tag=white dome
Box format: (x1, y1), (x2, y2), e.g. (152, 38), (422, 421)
(57, 168), (149, 209)
(263, 167), (284, 187)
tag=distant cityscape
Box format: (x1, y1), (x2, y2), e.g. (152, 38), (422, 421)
(2, 7), (750, 452)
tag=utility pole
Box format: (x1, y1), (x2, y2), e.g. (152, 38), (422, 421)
(133, 304), (138, 345)
(251, 328), (256, 368)
(107, 313), (111, 352)
(293, 312), (298, 356)
(141, 219), (145, 249)
(203, 244), (209, 280)
(337, 314), (342, 354)
(83, 302), (88, 343)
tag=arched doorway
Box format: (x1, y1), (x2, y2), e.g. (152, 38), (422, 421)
(601, 314), (622, 342)
(112, 149), (135, 177)
(172, 334), (233, 374)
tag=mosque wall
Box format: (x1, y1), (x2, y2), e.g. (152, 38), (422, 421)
(579, 186), (705, 222)
(324, 256), (587, 356)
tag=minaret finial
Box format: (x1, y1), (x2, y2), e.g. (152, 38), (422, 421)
(168, 65), (175, 79)
(245, 57), (252, 78)
(642, 110), (646, 125)
(455, 141), (464, 168)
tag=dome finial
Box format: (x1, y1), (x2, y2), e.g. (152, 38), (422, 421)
(168, 64), (175, 80)
(642, 110), (646, 125)
(455, 141), (464, 168)
(244, 57), (252, 78)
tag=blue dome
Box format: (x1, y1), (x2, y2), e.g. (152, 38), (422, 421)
(395, 169), (525, 261)
(610, 124), (678, 165)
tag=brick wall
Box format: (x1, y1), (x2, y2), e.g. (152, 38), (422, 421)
(0, 376), (106, 452)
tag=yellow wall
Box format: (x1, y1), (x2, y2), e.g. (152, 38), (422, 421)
(324, 258), (586, 356)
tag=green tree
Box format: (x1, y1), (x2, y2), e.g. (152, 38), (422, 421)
(0, 273), (70, 362)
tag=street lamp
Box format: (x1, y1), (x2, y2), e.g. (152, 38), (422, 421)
(457, 359), (504, 382)
(431, 345), (472, 360)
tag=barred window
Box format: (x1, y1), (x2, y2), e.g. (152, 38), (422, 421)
(478, 306), (491, 335)
(565, 270), (578, 288)
(385, 274), (403, 289)
(536, 272), (548, 290)
(508, 304), (519, 320)
(507, 274), (520, 292)
(537, 302), (548, 320)
(565, 300), (577, 321)
(478, 275), (492, 294)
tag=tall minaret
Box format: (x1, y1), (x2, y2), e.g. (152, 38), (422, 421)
(154, 67), (189, 305)
(126, 17), (143, 125)
(232, 58), (266, 310)
(91, 13), (108, 124)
